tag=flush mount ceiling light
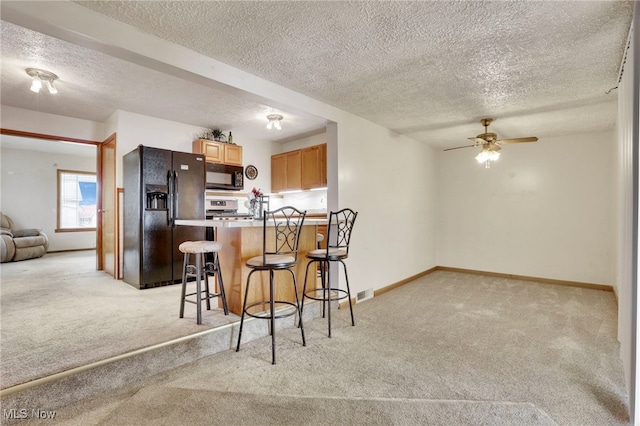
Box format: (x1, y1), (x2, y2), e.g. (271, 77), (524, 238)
(26, 68), (58, 94)
(266, 114), (283, 130)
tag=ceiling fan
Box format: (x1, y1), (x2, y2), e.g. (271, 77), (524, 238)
(444, 118), (538, 168)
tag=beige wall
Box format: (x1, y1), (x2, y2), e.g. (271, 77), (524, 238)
(1, 105), (103, 141)
(0, 146), (97, 251)
(437, 130), (615, 285)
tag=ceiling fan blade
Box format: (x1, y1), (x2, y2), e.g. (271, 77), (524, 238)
(443, 144), (477, 151)
(467, 137), (486, 144)
(497, 137), (538, 144)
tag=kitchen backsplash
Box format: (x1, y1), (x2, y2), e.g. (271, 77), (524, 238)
(270, 189), (327, 214)
(214, 189), (327, 215)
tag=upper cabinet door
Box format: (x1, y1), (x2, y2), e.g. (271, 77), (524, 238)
(193, 139), (223, 163)
(204, 143), (224, 163)
(224, 144), (243, 166)
(320, 144), (327, 186)
(271, 153), (287, 192)
(301, 144), (327, 189)
(285, 150), (302, 190)
(301, 145), (322, 189)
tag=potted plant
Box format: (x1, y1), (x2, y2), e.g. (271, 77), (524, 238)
(198, 128), (226, 142)
(211, 128), (226, 142)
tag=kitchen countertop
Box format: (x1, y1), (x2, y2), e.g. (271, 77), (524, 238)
(175, 218), (327, 228)
(304, 209), (327, 217)
(176, 217), (323, 315)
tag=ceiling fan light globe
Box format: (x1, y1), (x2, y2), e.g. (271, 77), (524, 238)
(475, 150), (489, 163)
(45, 80), (58, 94)
(30, 75), (42, 93)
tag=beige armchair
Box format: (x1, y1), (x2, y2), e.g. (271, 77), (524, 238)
(0, 212), (49, 262)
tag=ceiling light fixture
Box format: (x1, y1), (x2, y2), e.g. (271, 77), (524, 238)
(26, 68), (58, 94)
(45, 80), (58, 94)
(30, 74), (42, 93)
(266, 114), (283, 130)
(475, 147), (500, 168)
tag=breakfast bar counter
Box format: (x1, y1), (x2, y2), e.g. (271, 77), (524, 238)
(175, 218), (327, 228)
(175, 218), (326, 316)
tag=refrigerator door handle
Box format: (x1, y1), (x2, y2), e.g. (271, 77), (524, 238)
(172, 170), (178, 226)
(167, 170), (173, 227)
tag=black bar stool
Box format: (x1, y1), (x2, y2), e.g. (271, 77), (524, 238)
(236, 206), (307, 364)
(301, 208), (358, 337)
(179, 240), (229, 325)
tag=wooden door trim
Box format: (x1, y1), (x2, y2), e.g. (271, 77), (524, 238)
(0, 128), (101, 145)
(98, 133), (117, 273)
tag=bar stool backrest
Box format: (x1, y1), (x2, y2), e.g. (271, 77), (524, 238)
(262, 206), (307, 263)
(326, 208), (358, 255)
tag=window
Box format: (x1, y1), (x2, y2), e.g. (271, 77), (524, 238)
(57, 170), (97, 232)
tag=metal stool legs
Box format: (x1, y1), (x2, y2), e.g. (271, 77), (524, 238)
(236, 268), (306, 364)
(206, 253), (229, 315)
(301, 258), (355, 337)
(179, 251), (228, 324)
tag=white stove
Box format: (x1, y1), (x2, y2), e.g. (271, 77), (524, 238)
(205, 197), (252, 220)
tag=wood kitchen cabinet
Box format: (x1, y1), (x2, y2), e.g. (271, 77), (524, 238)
(320, 143), (327, 186)
(271, 150), (302, 192)
(271, 154), (287, 192)
(215, 224), (319, 315)
(301, 144), (327, 189)
(272, 143), (326, 193)
(192, 139), (243, 166)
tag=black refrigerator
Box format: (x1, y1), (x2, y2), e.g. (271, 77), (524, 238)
(123, 145), (205, 289)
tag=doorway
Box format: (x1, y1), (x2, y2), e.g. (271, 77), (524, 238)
(0, 129), (115, 275)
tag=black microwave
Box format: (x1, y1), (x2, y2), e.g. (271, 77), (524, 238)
(205, 163), (244, 190)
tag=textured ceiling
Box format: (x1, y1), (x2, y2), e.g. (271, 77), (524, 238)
(0, 20), (326, 143)
(1, 1), (634, 149)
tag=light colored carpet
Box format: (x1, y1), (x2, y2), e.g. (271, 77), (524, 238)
(0, 251), (238, 389)
(96, 387), (557, 426)
(11, 269), (630, 425)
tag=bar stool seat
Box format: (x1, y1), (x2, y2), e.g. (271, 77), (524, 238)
(179, 240), (229, 325)
(180, 240), (221, 254)
(307, 247), (348, 260)
(246, 254), (296, 267)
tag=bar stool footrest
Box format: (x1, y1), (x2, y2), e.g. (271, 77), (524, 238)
(183, 292), (223, 302)
(244, 300), (300, 320)
(304, 287), (349, 302)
